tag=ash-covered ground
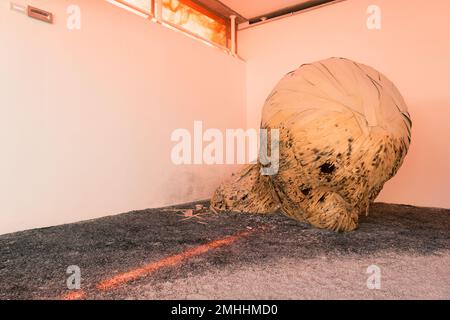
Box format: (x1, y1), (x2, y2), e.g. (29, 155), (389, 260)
(0, 202), (449, 300)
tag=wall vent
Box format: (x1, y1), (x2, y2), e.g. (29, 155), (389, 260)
(27, 6), (53, 24)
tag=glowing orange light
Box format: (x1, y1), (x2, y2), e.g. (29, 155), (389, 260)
(96, 227), (262, 291)
(62, 290), (87, 300)
(106, 0), (150, 18)
(59, 226), (266, 299)
(161, 0), (228, 47)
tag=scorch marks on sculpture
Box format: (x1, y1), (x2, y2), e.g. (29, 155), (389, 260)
(212, 58), (412, 232)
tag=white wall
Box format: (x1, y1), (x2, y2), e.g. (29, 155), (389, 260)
(238, 0), (450, 209)
(1, 0), (449, 235)
(0, 0), (246, 234)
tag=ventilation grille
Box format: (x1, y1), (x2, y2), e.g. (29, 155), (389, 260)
(27, 6), (53, 24)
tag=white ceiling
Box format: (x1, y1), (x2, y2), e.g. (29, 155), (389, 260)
(219, 0), (311, 19)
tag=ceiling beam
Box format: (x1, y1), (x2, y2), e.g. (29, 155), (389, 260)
(248, 0), (338, 24)
(191, 0), (247, 24)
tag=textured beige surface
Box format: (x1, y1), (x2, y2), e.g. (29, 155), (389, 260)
(212, 58), (412, 232)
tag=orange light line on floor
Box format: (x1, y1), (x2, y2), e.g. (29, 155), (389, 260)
(96, 227), (264, 291)
(60, 226), (266, 300)
(62, 290), (86, 300)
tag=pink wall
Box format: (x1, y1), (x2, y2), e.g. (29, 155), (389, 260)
(0, 0), (246, 234)
(238, 0), (450, 209)
(1, 0), (449, 234)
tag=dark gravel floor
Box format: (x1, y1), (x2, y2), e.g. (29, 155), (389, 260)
(0, 202), (449, 300)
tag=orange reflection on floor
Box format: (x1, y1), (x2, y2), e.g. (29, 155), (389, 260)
(62, 290), (87, 300)
(96, 227), (262, 291)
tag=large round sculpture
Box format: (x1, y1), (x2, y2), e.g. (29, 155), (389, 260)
(211, 57), (412, 232)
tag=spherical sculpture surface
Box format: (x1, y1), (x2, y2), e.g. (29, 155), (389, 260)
(212, 57), (412, 232)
